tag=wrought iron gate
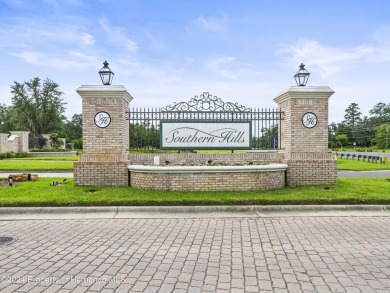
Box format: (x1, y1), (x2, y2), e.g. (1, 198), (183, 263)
(128, 92), (283, 151)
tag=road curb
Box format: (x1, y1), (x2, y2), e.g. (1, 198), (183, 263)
(0, 205), (389, 220)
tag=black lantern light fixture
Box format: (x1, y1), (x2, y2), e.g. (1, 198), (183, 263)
(99, 61), (114, 85)
(294, 63), (310, 86)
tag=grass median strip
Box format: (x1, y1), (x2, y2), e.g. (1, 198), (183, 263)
(12, 156), (78, 161)
(0, 160), (74, 171)
(337, 159), (390, 171)
(0, 178), (389, 207)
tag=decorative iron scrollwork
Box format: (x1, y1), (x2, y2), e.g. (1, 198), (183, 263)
(161, 92), (251, 112)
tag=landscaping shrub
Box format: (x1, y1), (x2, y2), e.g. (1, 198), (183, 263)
(72, 138), (82, 150)
(37, 136), (48, 149)
(0, 151), (23, 159)
(30, 148), (71, 152)
(49, 133), (63, 150)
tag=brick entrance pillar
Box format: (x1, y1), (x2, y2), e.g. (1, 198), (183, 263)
(274, 86), (337, 186)
(74, 85), (133, 186)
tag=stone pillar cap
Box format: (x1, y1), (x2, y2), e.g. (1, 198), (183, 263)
(274, 86), (334, 104)
(76, 85), (133, 102)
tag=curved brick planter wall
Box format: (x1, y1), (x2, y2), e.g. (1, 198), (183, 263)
(128, 164), (287, 191)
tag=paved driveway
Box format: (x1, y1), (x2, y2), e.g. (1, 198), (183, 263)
(1, 217), (390, 292)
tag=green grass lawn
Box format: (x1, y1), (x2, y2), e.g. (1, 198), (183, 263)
(330, 148), (390, 152)
(0, 160), (74, 170)
(337, 158), (390, 171)
(0, 178), (389, 207)
(13, 156), (78, 161)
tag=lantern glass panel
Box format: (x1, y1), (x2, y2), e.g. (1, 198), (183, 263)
(98, 61), (114, 85)
(294, 64), (310, 86)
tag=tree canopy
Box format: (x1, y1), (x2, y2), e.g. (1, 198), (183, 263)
(10, 77), (67, 137)
(61, 114), (82, 141)
(330, 101), (390, 149)
(343, 102), (362, 127)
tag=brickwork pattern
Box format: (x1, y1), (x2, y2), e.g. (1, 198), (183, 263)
(274, 87), (337, 186)
(288, 98), (329, 153)
(284, 159), (338, 186)
(275, 94), (331, 153)
(74, 86), (132, 186)
(74, 85), (338, 188)
(278, 99), (290, 152)
(79, 154), (129, 162)
(82, 96), (129, 154)
(74, 161), (129, 186)
(129, 152), (284, 165)
(130, 170), (285, 191)
(1, 217), (390, 293)
(284, 152), (334, 160)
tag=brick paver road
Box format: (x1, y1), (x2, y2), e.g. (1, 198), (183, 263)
(1, 217), (390, 293)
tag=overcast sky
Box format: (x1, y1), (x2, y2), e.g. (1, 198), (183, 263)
(1, 0), (390, 123)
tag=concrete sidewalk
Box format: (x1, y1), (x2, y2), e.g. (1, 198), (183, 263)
(1, 205), (390, 220)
